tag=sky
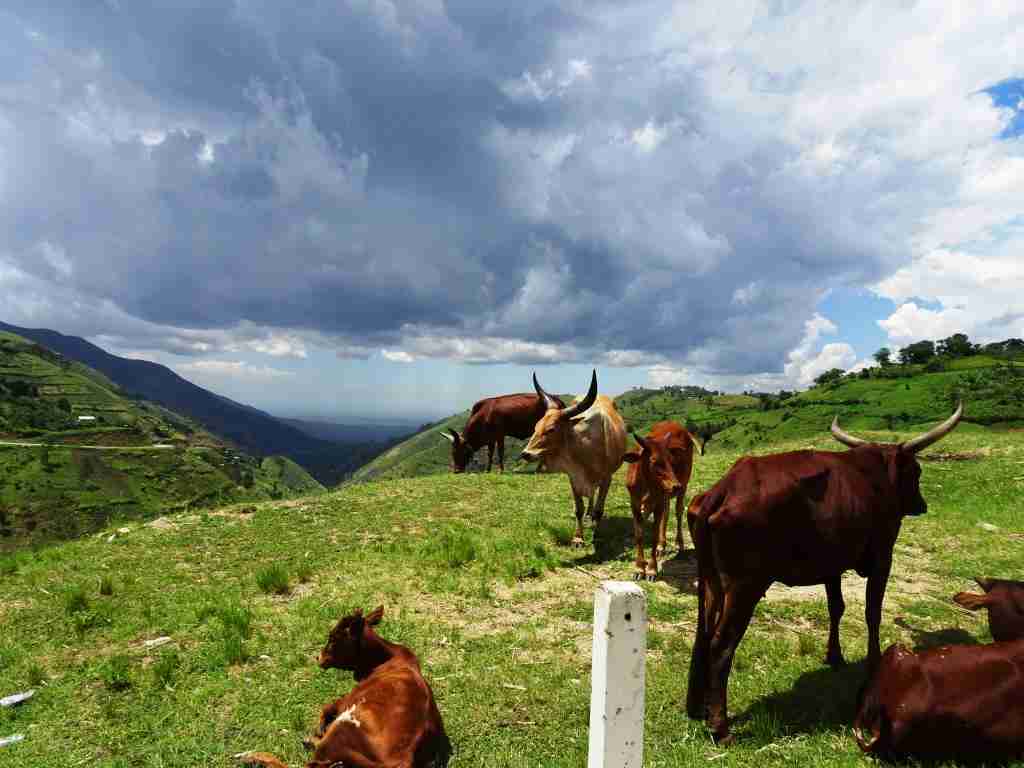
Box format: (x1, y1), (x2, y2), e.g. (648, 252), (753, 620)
(1, 2), (1023, 423)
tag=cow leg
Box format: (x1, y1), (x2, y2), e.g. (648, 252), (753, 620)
(571, 492), (586, 548)
(707, 583), (765, 744)
(824, 576), (846, 666)
(593, 476), (613, 522)
(486, 441), (494, 472)
(646, 497), (667, 580)
(865, 558), (893, 670)
(674, 493), (686, 552)
(630, 494), (648, 580)
(497, 434), (505, 473)
(657, 496), (669, 554)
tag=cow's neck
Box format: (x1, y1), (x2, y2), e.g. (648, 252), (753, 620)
(354, 631), (408, 680)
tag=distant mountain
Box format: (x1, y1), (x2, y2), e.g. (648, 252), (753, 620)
(0, 321), (380, 484)
(280, 417), (415, 444)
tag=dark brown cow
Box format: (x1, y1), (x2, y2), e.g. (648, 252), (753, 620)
(686, 403), (963, 743)
(853, 639), (1024, 761)
(238, 606), (449, 768)
(441, 392), (565, 473)
(623, 421), (698, 580)
(955, 577), (1024, 642)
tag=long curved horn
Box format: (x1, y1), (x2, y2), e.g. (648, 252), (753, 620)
(439, 430), (455, 443)
(830, 415), (871, 448)
(439, 428), (460, 445)
(561, 369), (599, 419)
(532, 372), (561, 411)
(630, 430), (648, 451)
(901, 401), (964, 454)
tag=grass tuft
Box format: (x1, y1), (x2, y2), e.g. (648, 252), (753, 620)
(256, 563), (291, 595)
(151, 649), (180, 688)
(100, 654), (132, 692)
(98, 573), (114, 596)
(63, 584), (89, 615)
(26, 662), (46, 688)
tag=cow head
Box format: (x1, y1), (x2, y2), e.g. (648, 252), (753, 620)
(830, 402), (963, 517)
(623, 430), (683, 495)
(440, 428), (474, 473)
(318, 605), (384, 670)
(520, 370), (599, 466)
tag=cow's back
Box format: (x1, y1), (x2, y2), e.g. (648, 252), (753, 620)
(855, 640), (1024, 760)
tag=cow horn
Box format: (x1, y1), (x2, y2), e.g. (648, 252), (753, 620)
(830, 415), (871, 448)
(440, 428), (460, 445)
(561, 369), (599, 419)
(532, 372), (561, 411)
(901, 401), (964, 454)
(440, 430), (454, 443)
(630, 430), (648, 451)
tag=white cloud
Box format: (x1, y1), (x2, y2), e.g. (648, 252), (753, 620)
(242, 334), (308, 359)
(381, 349), (416, 363)
(631, 120), (667, 153)
(174, 359), (295, 380)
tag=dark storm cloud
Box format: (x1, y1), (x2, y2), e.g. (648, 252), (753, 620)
(2, 1), (1000, 377)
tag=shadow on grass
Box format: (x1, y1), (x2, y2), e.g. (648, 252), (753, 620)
(894, 617), (979, 650)
(570, 516), (634, 565)
(660, 549), (699, 595)
(732, 658), (870, 740)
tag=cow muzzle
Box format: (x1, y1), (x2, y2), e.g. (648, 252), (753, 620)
(520, 450), (539, 463)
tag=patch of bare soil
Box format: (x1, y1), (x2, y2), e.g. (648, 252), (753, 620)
(919, 448), (991, 462)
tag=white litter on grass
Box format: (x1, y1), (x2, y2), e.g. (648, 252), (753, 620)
(979, 522), (1000, 532)
(0, 734), (25, 748)
(118, 527), (130, 534)
(144, 637), (173, 649)
(0, 690), (33, 707)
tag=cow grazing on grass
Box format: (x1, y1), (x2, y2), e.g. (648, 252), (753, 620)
(853, 639), (1024, 761)
(520, 370), (627, 548)
(441, 392), (565, 473)
(238, 606), (449, 768)
(686, 403), (963, 743)
(623, 421), (698, 580)
(955, 577), (1024, 642)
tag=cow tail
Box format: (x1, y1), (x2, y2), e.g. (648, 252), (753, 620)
(685, 496), (714, 720)
(953, 591), (990, 611)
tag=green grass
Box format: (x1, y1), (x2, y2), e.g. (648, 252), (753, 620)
(2, 425), (1023, 766)
(255, 564), (291, 595)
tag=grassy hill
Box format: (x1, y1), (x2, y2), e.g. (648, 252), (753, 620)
(354, 359), (1024, 481)
(1, 425), (1021, 766)
(0, 321), (382, 485)
(0, 330), (324, 549)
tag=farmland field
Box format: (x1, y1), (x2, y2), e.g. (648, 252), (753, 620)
(1, 424), (1022, 766)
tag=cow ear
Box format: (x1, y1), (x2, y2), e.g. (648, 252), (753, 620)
(622, 451), (640, 463)
(366, 606), (384, 626)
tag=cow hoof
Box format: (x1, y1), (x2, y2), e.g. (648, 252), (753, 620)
(713, 733), (735, 747)
(644, 572), (658, 582)
(302, 737), (317, 751)
(825, 653), (846, 667)
(633, 570), (645, 581)
(571, 537), (586, 549)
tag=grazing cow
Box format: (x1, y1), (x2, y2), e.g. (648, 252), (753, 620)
(853, 639), (1024, 761)
(686, 403), (964, 743)
(520, 370), (627, 548)
(238, 606), (449, 768)
(623, 421), (698, 580)
(441, 392), (565, 473)
(955, 577), (1024, 642)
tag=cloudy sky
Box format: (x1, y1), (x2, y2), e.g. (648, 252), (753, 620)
(1, 2), (1022, 422)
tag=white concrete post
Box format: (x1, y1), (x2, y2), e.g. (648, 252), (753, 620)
(588, 581), (647, 768)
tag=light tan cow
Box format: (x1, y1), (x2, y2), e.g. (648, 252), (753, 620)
(520, 370), (627, 548)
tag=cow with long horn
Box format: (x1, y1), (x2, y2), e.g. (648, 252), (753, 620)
(520, 370), (627, 548)
(440, 390), (565, 473)
(687, 402), (964, 744)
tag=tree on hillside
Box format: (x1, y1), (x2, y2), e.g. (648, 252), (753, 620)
(898, 340), (935, 365)
(813, 368), (845, 387)
(873, 347), (892, 366)
(937, 333), (975, 358)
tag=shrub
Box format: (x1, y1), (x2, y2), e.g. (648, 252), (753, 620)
(255, 564), (290, 595)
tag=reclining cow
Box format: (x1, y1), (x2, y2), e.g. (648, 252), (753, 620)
(238, 606), (449, 768)
(954, 577), (1024, 642)
(854, 638), (1024, 761)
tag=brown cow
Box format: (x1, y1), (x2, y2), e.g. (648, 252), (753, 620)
(955, 577), (1024, 642)
(238, 606), (449, 768)
(441, 392), (565, 473)
(686, 403), (963, 743)
(623, 421), (698, 580)
(520, 370), (627, 548)
(853, 639), (1024, 761)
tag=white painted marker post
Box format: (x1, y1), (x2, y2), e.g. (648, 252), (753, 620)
(588, 581), (647, 768)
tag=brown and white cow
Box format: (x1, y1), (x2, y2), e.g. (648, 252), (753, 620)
(623, 421), (698, 580)
(520, 370), (627, 548)
(955, 577), (1024, 642)
(238, 606), (449, 768)
(686, 403), (963, 743)
(441, 392), (565, 473)
(854, 639), (1024, 761)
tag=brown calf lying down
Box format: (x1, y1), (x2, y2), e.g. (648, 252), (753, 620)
(238, 606), (449, 768)
(854, 640), (1024, 762)
(623, 421), (697, 580)
(954, 577), (1024, 641)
